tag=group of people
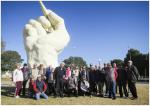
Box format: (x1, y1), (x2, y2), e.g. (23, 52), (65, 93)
(12, 60), (140, 100)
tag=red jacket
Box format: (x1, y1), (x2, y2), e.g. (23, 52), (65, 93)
(33, 80), (47, 93)
(114, 67), (118, 80)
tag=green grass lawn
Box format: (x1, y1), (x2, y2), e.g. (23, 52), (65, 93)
(1, 82), (149, 105)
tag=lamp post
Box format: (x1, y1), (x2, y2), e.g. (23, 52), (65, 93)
(98, 58), (102, 67)
(128, 46), (131, 60)
(72, 46), (77, 65)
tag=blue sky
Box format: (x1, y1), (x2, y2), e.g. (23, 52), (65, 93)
(1, 1), (149, 66)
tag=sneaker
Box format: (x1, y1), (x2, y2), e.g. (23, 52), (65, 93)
(60, 95), (64, 98)
(130, 97), (138, 100)
(108, 96), (111, 98)
(54, 95), (58, 98)
(15, 95), (20, 98)
(124, 96), (128, 99)
(120, 95), (123, 98)
(100, 94), (104, 97)
(105, 93), (108, 96)
(112, 97), (116, 100)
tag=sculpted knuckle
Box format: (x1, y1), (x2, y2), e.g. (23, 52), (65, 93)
(23, 7), (70, 68)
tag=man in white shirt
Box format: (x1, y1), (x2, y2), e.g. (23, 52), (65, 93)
(31, 64), (39, 80)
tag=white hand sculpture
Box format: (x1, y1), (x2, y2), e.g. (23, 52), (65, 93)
(23, 9), (70, 68)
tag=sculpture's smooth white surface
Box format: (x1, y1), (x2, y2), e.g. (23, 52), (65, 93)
(23, 9), (70, 68)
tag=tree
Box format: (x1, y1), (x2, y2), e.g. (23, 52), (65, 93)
(124, 48), (149, 77)
(144, 53), (149, 77)
(1, 50), (23, 71)
(63, 56), (87, 68)
(124, 48), (141, 64)
(110, 59), (124, 67)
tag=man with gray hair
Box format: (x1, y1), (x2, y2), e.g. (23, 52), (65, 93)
(127, 60), (140, 100)
(107, 63), (118, 100)
(54, 62), (66, 98)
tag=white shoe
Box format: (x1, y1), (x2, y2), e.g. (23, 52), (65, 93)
(15, 95), (20, 98)
(124, 96), (128, 99)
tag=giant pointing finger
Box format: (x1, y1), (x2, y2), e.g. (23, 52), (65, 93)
(23, 1), (70, 72)
(39, 1), (64, 30)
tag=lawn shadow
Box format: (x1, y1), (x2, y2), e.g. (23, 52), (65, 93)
(1, 86), (15, 97)
(1, 86), (34, 99)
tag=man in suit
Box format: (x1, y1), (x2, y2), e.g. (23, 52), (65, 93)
(54, 62), (66, 98)
(126, 60), (140, 100)
(117, 66), (128, 98)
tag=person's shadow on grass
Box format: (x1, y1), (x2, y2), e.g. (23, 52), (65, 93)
(1, 86), (16, 97)
(1, 86), (35, 99)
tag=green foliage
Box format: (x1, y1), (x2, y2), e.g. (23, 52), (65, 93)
(124, 48), (149, 77)
(124, 49), (141, 64)
(1, 50), (23, 71)
(63, 56), (87, 68)
(111, 59), (124, 67)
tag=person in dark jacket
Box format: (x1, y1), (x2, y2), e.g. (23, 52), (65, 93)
(28, 75), (35, 98)
(21, 63), (30, 96)
(117, 66), (128, 98)
(89, 66), (97, 97)
(97, 66), (105, 97)
(79, 66), (89, 96)
(126, 60), (140, 100)
(45, 65), (55, 95)
(103, 63), (110, 96)
(79, 66), (89, 82)
(54, 62), (66, 98)
(33, 75), (48, 100)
